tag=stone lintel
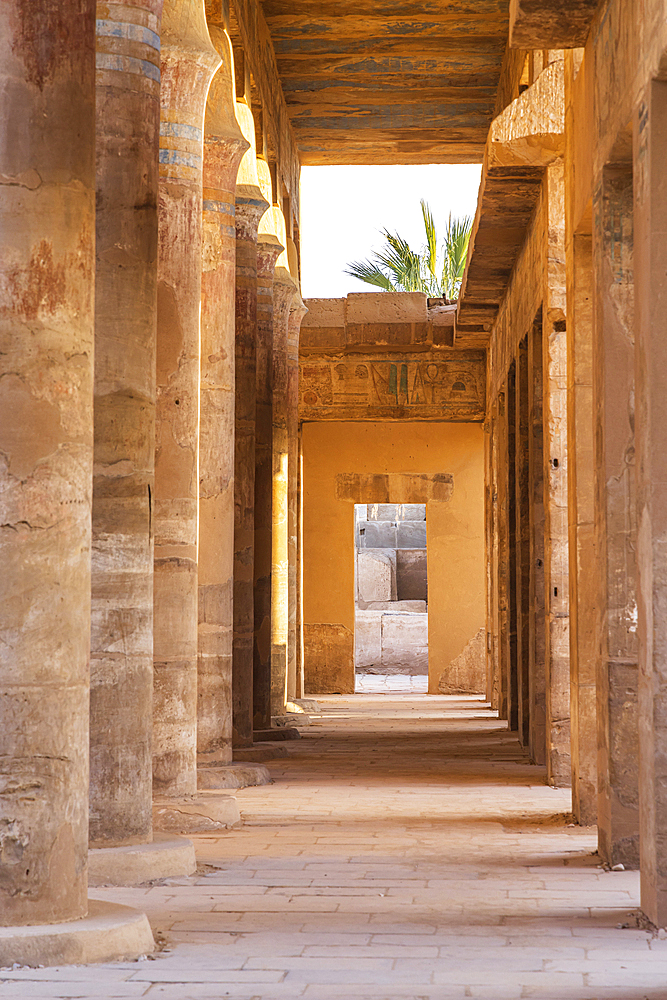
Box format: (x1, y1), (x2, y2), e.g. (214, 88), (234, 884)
(301, 295), (456, 352)
(299, 349), (486, 422)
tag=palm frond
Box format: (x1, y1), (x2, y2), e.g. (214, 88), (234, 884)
(420, 199), (438, 284)
(344, 259), (397, 290)
(441, 213), (473, 300)
(345, 206), (474, 299)
(375, 230), (423, 292)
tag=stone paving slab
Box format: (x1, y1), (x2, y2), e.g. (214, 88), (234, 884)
(4, 695), (667, 999)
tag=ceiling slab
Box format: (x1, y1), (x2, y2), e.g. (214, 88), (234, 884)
(260, 1), (511, 164)
(509, 0), (600, 49)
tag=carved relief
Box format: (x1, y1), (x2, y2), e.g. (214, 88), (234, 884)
(299, 352), (485, 421)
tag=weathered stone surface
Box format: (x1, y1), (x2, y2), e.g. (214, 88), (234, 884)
(542, 161), (571, 789)
(88, 834), (196, 886)
(354, 611), (381, 671)
(0, 0), (95, 926)
(304, 624), (355, 694)
(372, 612), (428, 675)
(253, 727), (301, 741)
(260, 3), (511, 164)
(457, 58), (565, 347)
(153, 791), (240, 832)
(593, 161), (638, 866)
(366, 503), (426, 522)
(364, 600), (427, 613)
(196, 762), (272, 789)
(233, 742), (290, 761)
(357, 549), (396, 605)
(396, 548), (428, 601)
(303, 423), (484, 698)
(336, 472), (454, 504)
(301, 351), (486, 422)
(301, 295), (456, 351)
(509, 0), (600, 49)
(565, 205), (597, 825)
(90, 0), (162, 851)
(0, 901), (154, 969)
(634, 78), (667, 927)
(438, 627), (486, 694)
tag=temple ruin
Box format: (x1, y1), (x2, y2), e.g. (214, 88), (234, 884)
(3, 0), (667, 993)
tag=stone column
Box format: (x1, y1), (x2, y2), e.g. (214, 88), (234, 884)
(287, 286), (308, 702)
(0, 0), (96, 927)
(593, 161), (638, 866)
(543, 161), (571, 788)
(271, 267), (298, 719)
(635, 79), (667, 928)
(89, 0), (162, 851)
(197, 26), (248, 766)
(253, 234), (284, 733)
(567, 223), (598, 825)
(153, 0), (220, 800)
(233, 106), (269, 746)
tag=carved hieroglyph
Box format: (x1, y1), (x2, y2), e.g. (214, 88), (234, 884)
(299, 352), (485, 421)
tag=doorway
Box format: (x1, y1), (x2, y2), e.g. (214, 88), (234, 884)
(354, 503), (428, 693)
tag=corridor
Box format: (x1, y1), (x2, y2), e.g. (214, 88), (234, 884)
(4, 697), (667, 1000)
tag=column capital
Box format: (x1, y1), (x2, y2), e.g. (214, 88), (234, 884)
(257, 234), (285, 280)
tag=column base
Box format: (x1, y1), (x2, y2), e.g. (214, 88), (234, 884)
(233, 743), (290, 762)
(287, 698), (321, 715)
(274, 712), (312, 727)
(152, 791), (241, 834)
(0, 900), (154, 968)
(255, 726), (302, 741)
(88, 834), (196, 887)
(198, 762), (272, 790)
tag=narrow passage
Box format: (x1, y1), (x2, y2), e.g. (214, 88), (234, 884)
(6, 696), (667, 999)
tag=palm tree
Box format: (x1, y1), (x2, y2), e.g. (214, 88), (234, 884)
(344, 200), (473, 303)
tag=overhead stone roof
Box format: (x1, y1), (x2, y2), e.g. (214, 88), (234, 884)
(259, 0), (510, 164)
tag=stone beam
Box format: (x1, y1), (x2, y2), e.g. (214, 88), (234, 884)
(509, 0), (600, 49)
(457, 59), (565, 346)
(299, 294), (485, 424)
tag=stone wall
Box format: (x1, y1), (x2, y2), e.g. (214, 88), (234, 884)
(301, 421), (485, 695)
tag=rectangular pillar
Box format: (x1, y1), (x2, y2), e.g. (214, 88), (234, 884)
(567, 222), (598, 824)
(543, 161), (571, 787)
(593, 159), (639, 866)
(496, 387), (510, 722)
(634, 81), (667, 924)
(485, 412), (499, 708)
(528, 317), (547, 765)
(515, 337), (531, 747)
(506, 362), (519, 732)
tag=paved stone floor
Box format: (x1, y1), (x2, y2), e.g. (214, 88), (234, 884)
(355, 673), (428, 693)
(3, 694), (667, 999)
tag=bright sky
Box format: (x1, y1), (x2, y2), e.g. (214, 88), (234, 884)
(299, 164), (483, 299)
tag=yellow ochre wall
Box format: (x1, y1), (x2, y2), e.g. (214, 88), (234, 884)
(302, 421), (485, 694)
